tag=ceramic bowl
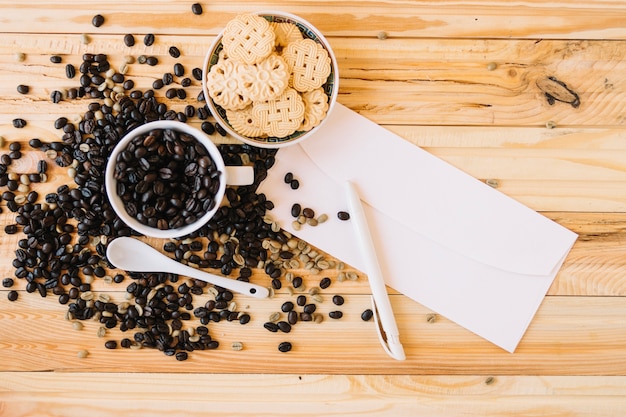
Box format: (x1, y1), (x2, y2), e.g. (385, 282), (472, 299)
(104, 120), (229, 239)
(202, 11), (339, 148)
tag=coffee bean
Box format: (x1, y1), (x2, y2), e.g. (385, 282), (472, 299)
(144, 33), (155, 46)
(296, 295), (306, 306)
(290, 179), (300, 189)
(145, 56), (158, 66)
(302, 207), (315, 218)
(12, 118), (26, 128)
(175, 351), (188, 361)
(181, 77), (192, 88)
(104, 340), (117, 349)
(192, 67), (203, 80)
(168, 46), (181, 58)
(284, 172), (294, 183)
(16, 84), (29, 94)
(50, 90), (62, 103)
(303, 304), (316, 314)
(278, 341), (292, 352)
(320, 277), (331, 289)
(162, 72), (174, 85)
(123, 34), (135, 47)
(290, 203), (301, 217)
(332, 295), (344, 305)
(173, 63), (184, 77)
(4, 224), (18, 234)
(7, 290), (18, 301)
(337, 211), (350, 221)
(191, 3), (203, 14)
(277, 321), (292, 333)
(215, 122), (226, 136)
(50, 55), (62, 64)
(292, 276), (303, 289)
(152, 79), (164, 89)
(264, 322), (279, 332)
(92, 14), (105, 27)
(65, 64), (76, 79)
(2, 278), (14, 288)
(361, 309), (373, 321)
(329, 310), (343, 319)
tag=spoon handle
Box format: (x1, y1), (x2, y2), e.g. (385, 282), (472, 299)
(171, 259), (270, 299)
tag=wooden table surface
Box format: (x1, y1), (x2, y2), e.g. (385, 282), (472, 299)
(2, 1), (626, 416)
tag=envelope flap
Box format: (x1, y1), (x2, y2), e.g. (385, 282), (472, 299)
(299, 103), (576, 276)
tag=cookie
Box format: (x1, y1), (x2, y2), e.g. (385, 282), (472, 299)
(300, 87), (329, 131)
(252, 87), (305, 137)
(226, 106), (266, 137)
(206, 59), (251, 110)
(222, 14), (275, 64)
(271, 22), (303, 50)
(282, 38), (331, 92)
(239, 54), (289, 101)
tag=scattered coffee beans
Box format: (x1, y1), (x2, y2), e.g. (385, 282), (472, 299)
(92, 14), (105, 27)
(50, 55), (62, 64)
(12, 118), (26, 128)
(123, 34), (135, 47)
(144, 33), (155, 46)
(7, 290), (18, 301)
(168, 46), (181, 58)
(191, 3), (203, 15)
(278, 341), (292, 352)
(337, 211), (350, 221)
(16, 84), (29, 94)
(361, 309), (374, 321)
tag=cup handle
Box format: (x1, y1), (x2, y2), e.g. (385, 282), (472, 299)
(225, 165), (255, 186)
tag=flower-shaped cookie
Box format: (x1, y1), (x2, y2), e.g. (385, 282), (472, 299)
(239, 54), (289, 101)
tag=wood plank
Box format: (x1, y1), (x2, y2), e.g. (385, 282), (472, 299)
(1, 294), (626, 375)
(2, 373), (626, 416)
(2, 0), (626, 39)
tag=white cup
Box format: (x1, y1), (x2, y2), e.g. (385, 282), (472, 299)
(105, 120), (254, 238)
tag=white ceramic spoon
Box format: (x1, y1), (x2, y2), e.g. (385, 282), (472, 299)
(106, 236), (269, 299)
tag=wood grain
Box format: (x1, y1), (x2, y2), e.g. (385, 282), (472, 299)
(3, 373), (626, 416)
(0, 1), (625, 415)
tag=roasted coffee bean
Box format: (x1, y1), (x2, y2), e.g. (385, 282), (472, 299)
(264, 322), (279, 332)
(168, 46), (181, 58)
(2, 278), (14, 288)
(17, 84), (29, 94)
(152, 79), (164, 90)
(277, 321), (292, 333)
(7, 290), (18, 302)
(191, 3), (203, 14)
(303, 303), (316, 314)
(173, 63), (184, 77)
(12, 118), (26, 128)
(329, 310), (343, 319)
(296, 295), (306, 306)
(278, 341), (292, 352)
(332, 295), (344, 306)
(287, 310), (298, 325)
(4, 224), (18, 234)
(175, 351), (188, 361)
(290, 179), (299, 189)
(361, 309), (373, 321)
(50, 90), (62, 103)
(123, 34), (135, 47)
(65, 64), (76, 79)
(192, 67), (203, 80)
(291, 203), (301, 217)
(201, 121), (215, 135)
(104, 340), (117, 349)
(145, 56), (158, 66)
(176, 88), (186, 99)
(292, 276), (303, 289)
(337, 211), (350, 221)
(284, 172), (294, 183)
(144, 33), (155, 46)
(215, 122), (226, 136)
(50, 55), (62, 64)
(239, 313), (251, 325)
(302, 207), (315, 218)
(281, 301), (294, 312)
(92, 14), (105, 27)
(320, 277), (332, 289)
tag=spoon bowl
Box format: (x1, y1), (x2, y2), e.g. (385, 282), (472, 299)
(107, 237), (269, 299)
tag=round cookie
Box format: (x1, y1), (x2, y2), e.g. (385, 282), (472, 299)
(252, 87), (305, 138)
(239, 54), (289, 101)
(300, 87), (329, 131)
(206, 59), (251, 110)
(222, 14), (275, 65)
(226, 106), (266, 137)
(271, 22), (303, 50)
(282, 38), (331, 92)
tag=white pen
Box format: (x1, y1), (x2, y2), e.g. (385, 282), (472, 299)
(344, 180), (406, 361)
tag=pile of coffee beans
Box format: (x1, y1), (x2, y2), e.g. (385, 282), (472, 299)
(113, 128), (221, 230)
(1, 12), (362, 360)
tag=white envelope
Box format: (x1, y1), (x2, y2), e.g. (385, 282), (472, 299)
(257, 103), (578, 352)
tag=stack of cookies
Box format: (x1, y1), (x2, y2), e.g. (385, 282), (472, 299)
(206, 13), (332, 139)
